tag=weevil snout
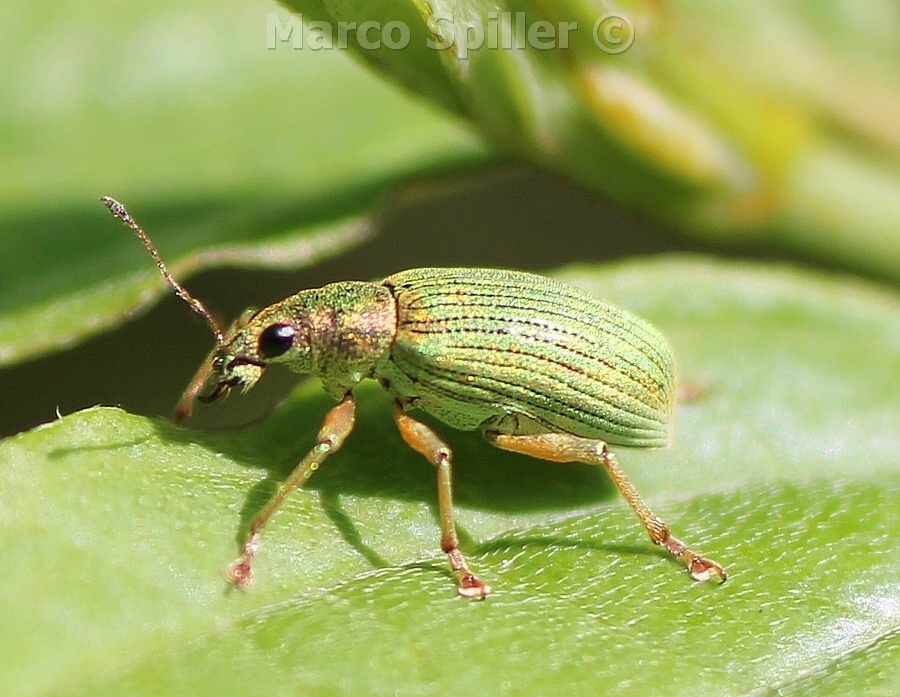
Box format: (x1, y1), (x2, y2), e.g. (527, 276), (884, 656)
(203, 309), (309, 399)
(200, 353), (267, 403)
(200, 316), (308, 403)
(173, 317), (283, 421)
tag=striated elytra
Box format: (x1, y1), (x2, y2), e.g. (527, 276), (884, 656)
(103, 196), (726, 599)
(382, 267), (674, 447)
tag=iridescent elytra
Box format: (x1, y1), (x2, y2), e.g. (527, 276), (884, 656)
(102, 197), (726, 598)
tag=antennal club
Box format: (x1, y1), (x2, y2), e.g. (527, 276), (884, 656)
(100, 196), (225, 345)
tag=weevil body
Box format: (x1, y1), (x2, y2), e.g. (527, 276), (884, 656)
(228, 268), (674, 443)
(103, 197), (726, 598)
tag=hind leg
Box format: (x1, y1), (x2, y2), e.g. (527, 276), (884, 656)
(485, 430), (726, 582)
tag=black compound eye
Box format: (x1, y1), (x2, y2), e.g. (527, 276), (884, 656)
(257, 323), (296, 359)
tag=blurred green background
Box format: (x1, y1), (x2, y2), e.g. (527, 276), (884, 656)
(1, 2), (898, 696)
(2, 0), (897, 436)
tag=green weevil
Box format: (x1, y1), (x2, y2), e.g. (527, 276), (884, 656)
(102, 196), (726, 599)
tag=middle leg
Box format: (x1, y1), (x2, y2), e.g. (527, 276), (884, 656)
(393, 402), (491, 599)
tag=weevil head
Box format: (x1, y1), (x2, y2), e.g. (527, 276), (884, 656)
(173, 282), (397, 422)
(172, 302), (315, 422)
(206, 304), (316, 399)
(98, 197), (353, 422)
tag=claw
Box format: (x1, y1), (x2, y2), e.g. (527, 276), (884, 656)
(688, 555), (727, 583)
(227, 533), (260, 589)
(660, 533), (726, 583)
(457, 573), (492, 600)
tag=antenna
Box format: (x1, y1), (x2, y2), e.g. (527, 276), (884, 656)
(100, 196), (225, 345)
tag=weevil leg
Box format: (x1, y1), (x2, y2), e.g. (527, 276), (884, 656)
(173, 344), (219, 423)
(393, 402), (491, 599)
(228, 394), (357, 589)
(485, 432), (726, 583)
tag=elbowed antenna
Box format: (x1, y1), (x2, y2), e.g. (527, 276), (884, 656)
(100, 196), (225, 345)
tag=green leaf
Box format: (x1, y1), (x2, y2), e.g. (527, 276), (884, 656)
(0, 211), (373, 366)
(281, 0), (900, 280)
(3, 257), (898, 696)
(0, 0), (489, 368)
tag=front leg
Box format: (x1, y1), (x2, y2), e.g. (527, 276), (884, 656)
(393, 403), (491, 599)
(485, 431), (726, 583)
(228, 394), (357, 588)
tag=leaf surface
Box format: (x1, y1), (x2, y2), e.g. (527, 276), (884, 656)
(2, 258), (898, 696)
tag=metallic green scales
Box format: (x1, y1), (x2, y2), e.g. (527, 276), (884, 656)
(380, 268), (675, 447)
(105, 196), (728, 598)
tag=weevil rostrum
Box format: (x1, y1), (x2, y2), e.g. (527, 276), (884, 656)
(102, 197), (726, 599)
